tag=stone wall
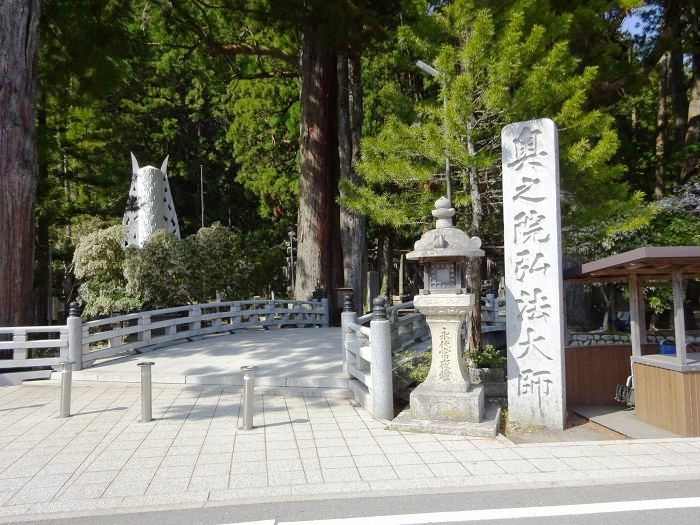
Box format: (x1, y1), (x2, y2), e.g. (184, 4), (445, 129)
(568, 333), (700, 347)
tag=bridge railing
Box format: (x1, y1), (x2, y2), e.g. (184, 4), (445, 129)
(342, 297), (429, 420)
(78, 299), (329, 369)
(0, 299), (328, 376)
(0, 326), (69, 372)
(342, 295), (506, 418)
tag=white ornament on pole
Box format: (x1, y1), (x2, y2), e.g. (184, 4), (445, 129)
(123, 153), (181, 248)
(501, 118), (566, 430)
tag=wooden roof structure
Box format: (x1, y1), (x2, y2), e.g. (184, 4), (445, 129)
(565, 246), (700, 283)
(565, 246), (700, 370)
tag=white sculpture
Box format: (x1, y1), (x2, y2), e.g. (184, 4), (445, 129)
(122, 153), (181, 248)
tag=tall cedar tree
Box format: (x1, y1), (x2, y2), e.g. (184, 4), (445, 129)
(0, 0), (40, 326)
(148, 0), (403, 310)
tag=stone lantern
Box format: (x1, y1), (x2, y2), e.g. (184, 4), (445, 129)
(405, 197), (485, 423)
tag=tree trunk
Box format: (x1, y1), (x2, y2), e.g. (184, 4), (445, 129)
(379, 229), (393, 304)
(466, 118), (482, 352)
(663, 0), (688, 152)
(682, 50), (700, 182)
(294, 28), (343, 307)
(338, 53), (366, 314)
(655, 53), (669, 199)
(0, 0), (40, 327)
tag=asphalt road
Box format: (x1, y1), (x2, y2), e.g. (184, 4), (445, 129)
(17, 479), (700, 525)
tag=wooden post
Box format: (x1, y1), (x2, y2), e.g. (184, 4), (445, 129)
(671, 269), (687, 366)
(629, 274), (643, 358)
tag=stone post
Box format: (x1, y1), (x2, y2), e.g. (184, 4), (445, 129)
(340, 294), (357, 379)
(369, 297), (393, 420)
(321, 297), (330, 326)
(13, 330), (27, 361)
(67, 302), (83, 371)
(190, 306), (202, 334)
(138, 314), (152, 346)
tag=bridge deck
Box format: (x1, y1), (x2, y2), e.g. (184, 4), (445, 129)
(66, 327), (346, 391)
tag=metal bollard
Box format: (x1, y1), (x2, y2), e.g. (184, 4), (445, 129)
(240, 365), (258, 430)
(58, 361), (74, 418)
(137, 361), (155, 423)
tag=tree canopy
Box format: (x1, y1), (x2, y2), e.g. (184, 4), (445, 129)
(0, 0), (698, 326)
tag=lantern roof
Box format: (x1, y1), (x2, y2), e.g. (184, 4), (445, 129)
(406, 197), (484, 261)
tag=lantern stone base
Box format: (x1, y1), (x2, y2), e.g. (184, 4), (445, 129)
(389, 400), (500, 437)
(410, 381), (484, 422)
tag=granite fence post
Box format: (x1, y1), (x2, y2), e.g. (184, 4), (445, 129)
(369, 296), (393, 420)
(340, 294), (357, 379)
(67, 302), (83, 371)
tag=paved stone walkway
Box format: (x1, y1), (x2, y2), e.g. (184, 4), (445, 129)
(1, 383), (700, 521)
(72, 327), (345, 389)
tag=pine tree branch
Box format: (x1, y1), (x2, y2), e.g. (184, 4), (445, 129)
(232, 70), (297, 80)
(162, 1), (299, 68)
(215, 43), (298, 66)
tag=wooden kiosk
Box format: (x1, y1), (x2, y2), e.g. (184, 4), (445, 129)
(568, 247), (700, 436)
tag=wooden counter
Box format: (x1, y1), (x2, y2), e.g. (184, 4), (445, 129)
(632, 354), (700, 437)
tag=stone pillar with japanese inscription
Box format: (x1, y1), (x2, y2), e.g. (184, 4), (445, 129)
(501, 118), (566, 430)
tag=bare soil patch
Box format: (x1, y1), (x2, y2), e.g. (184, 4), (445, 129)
(505, 410), (627, 443)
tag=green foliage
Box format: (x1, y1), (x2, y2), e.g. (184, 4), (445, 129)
(72, 225), (142, 317)
(346, 0), (629, 247)
(393, 350), (432, 386)
(408, 351), (433, 384)
(74, 224), (285, 317)
(123, 230), (193, 308)
(467, 345), (506, 369)
(588, 198), (700, 258)
(645, 287), (673, 315)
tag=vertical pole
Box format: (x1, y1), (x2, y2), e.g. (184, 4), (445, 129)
(59, 361), (74, 418)
(67, 302), (83, 371)
(240, 365), (258, 430)
(369, 297), (393, 420)
(341, 294), (357, 379)
(138, 361), (155, 423)
(672, 269), (687, 366)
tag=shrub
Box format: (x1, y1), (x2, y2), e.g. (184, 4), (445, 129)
(73, 222), (286, 316)
(73, 225), (142, 317)
(123, 230), (192, 308)
(467, 345), (506, 369)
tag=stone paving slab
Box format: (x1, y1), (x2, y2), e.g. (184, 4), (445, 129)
(0, 383), (700, 521)
(66, 327), (346, 390)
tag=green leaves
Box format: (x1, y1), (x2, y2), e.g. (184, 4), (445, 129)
(350, 0), (629, 249)
(74, 224), (285, 316)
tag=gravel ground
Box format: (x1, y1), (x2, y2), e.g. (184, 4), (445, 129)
(505, 411), (628, 443)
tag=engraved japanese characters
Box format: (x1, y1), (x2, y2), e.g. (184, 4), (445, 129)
(502, 119), (566, 430)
